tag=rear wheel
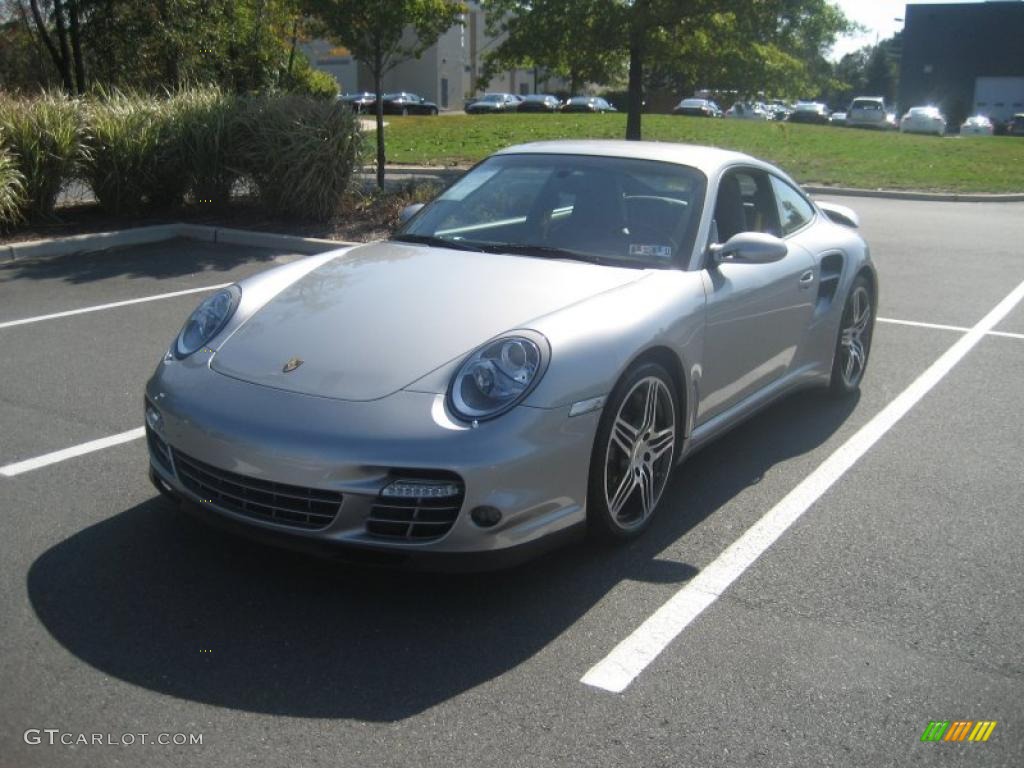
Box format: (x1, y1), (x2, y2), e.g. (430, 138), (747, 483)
(587, 363), (678, 540)
(830, 276), (874, 395)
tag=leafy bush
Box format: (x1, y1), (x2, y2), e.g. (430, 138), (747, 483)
(82, 89), (188, 215)
(0, 91), (82, 221)
(234, 94), (363, 221)
(0, 146), (26, 231)
(281, 57), (341, 100)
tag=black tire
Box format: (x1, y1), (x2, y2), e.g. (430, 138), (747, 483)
(587, 362), (679, 540)
(829, 275), (875, 395)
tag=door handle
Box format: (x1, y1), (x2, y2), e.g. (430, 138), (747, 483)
(798, 270), (815, 288)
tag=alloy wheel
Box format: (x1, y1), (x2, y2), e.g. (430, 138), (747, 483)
(839, 285), (872, 387)
(603, 376), (676, 530)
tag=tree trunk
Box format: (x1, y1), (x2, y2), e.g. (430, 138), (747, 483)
(28, 0), (73, 91)
(67, 0), (86, 94)
(52, 0), (75, 91)
(287, 17), (299, 75)
(625, 41), (644, 140)
(374, 59), (386, 189)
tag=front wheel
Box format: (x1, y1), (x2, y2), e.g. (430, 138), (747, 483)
(830, 276), (874, 395)
(587, 363), (679, 540)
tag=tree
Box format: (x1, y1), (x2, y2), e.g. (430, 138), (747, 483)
(305, 0), (464, 188)
(480, 0), (621, 95)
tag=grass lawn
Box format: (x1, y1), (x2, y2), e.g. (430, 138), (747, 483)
(385, 114), (1024, 193)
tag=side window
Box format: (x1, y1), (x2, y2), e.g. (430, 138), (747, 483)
(713, 169), (780, 243)
(769, 176), (815, 236)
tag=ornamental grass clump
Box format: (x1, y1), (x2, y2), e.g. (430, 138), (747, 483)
(171, 87), (239, 208)
(0, 91), (83, 221)
(0, 146), (26, 231)
(234, 94), (363, 221)
(83, 90), (188, 215)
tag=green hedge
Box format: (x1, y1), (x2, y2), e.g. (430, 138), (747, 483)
(0, 145), (26, 231)
(0, 92), (82, 222)
(0, 89), (364, 228)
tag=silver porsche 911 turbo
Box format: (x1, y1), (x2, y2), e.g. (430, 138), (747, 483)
(145, 140), (876, 569)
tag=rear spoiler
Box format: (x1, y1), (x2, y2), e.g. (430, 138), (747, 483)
(816, 200), (860, 229)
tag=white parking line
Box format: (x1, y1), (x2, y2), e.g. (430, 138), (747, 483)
(877, 316), (1024, 340)
(582, 278), (1024, 694)
(0, 283), (230, 330)
(0, 427), (144, 477)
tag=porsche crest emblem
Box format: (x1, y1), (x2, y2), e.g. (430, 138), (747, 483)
(282, 357), (304, 373)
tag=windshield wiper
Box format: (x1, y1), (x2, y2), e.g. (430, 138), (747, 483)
(478, 243), (636, 268)
(390, 234), (486, 252)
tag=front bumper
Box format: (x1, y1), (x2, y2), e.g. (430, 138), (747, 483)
(145, 359), (600, 566)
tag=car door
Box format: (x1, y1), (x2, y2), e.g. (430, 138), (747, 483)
(696, 167), (817, 424)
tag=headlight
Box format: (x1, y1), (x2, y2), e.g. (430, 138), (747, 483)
(448, 335), (546, 421)
(173, 285), (241, 358)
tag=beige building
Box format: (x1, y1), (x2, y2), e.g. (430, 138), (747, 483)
(302, 3), (556, 111)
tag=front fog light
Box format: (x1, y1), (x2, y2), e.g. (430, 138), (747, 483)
(145, 403), (163, 433)
(381, 479), (463, 499)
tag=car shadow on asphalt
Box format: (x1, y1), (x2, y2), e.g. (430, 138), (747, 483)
(1, 239), (287, 285)
(26, 389), (858, 721)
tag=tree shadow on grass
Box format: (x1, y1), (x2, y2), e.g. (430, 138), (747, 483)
(27, 389), (858, 721)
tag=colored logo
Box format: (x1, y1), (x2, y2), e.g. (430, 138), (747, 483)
(282, 357), (304, 373)
(920, 721), (997, 742)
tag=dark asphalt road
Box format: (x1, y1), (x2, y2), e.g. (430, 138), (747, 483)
(1, 201), (1022, 767)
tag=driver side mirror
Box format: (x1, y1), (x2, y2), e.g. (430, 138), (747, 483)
(398, 203), (425, 225)
(710, 232), (787, 265)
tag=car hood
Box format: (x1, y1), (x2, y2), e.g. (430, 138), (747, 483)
(212, 242), (645, 401)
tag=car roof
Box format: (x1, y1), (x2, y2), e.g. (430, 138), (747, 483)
(494, 140), (768, 177)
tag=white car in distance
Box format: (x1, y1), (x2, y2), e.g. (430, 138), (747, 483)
(899, 106), (947, 136)
(959, 115), (994, 136)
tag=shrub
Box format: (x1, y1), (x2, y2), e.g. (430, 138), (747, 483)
(82, 89), (188, 215)
(171, 88), (239, 208)
(233, 94), (363, 221)
(281, 57), (341, 100)
(0, 91), (82, 221)
(0, 146), (26, 231)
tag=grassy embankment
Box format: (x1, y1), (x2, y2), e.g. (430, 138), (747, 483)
(386, 114), (1024, 193)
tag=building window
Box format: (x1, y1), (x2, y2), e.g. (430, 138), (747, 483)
(441, 78), (449, 108)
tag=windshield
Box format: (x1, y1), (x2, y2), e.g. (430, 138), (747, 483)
(395, 153), (707, 269)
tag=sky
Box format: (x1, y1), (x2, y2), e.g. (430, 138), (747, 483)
(829, 0), (986, 60)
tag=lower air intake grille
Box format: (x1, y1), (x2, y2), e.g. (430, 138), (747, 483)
(172, 450), (342, 530)
(366, 478), (464, 540)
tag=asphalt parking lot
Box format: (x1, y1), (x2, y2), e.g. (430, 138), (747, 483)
(1, 197), (1022, 767)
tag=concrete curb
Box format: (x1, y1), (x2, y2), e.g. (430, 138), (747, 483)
(2, 223), (354, 263)
(803, 186), (1024, 203)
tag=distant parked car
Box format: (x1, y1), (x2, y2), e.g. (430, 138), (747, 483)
(959, 115), (994, 136)
(1009, 113), (1024, 136)
(465, 93), (520, 114)
(725, 102), (769, 120)
(339, 92), (377, 113)
(829, 111), (848, 126)
(787, 102), (831, 125)
(561, 96), (617, 113)
(846, 97), (891, 129)
(899, 106), (947, 136)
(381, 92), (438, 115)
(672, 98), (722, 117)
(516, 94), (562, 113)
(763, 99), (792, 121)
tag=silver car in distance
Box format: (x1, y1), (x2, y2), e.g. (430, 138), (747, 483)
(146, 140), (877, 569)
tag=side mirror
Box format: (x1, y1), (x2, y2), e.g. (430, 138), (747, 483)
(398, 203), (425, 225)
(710, 232), (787, 265)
